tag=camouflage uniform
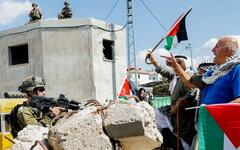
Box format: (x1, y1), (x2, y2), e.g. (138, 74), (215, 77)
(11, 76), (51, 137)
(58, 1), (72, 19)
(29, 3), (42, 23)
(17, 104), (52, 129)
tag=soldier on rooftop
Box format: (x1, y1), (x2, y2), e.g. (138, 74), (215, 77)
(58, 1), (73, 19)
(28, 3), (42, 23)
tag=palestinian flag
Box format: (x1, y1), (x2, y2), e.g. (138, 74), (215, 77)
(164, 8), (192, 50)
(198, 104), (240, 150)
(118, 77), (137, 100)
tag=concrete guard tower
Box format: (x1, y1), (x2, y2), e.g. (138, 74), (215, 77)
(0, 18), (127, 103)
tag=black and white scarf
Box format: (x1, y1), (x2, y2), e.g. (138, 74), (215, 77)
(203, 54), (240, 84)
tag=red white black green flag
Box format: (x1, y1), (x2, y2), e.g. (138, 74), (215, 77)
(198, 104), (240, 150)
(118, 77), (137, 99)
(164, 8), (192, 50)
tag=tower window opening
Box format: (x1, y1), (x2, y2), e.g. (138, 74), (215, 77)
(102, 39), (114, 60)
(9, 44), (29, 65)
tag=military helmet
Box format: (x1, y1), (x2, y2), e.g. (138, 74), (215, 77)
(64, 1), (70, 5)
(18, 76), (46, 93)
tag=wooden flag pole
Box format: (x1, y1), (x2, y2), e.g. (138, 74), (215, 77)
(177, 104), (180, 150)
(145, 36), (165, 64)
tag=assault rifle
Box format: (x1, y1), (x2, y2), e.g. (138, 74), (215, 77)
(30, 94), (82, 113)
(4, 92), (27, 98)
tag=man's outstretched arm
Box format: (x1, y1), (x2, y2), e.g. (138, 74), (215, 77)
(162, 53), (197, 88)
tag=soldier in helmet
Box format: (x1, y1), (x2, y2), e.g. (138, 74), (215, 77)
(58, 1), (72, 19)
(10, 76), (62, 137)
(28, 3), (42, 23)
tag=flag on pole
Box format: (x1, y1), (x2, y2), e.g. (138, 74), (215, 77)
(198, 104), (240, 150)
(118, 77), (137, 99)
(118, 77), (131, 97)
(164, 8), (192, 50)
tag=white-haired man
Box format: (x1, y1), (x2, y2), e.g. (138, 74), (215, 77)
(163, 36), (240, 104)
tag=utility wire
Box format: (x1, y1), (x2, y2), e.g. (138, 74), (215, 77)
(140, 0), (167, 32)
(0, 23), (128, 39)
(104, 0), (120, 21)
(92, 23), (128, 32)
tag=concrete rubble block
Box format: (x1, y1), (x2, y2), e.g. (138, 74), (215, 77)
(12, 125), (49, 150)
(103, 101), (163, 150)
(48, 106), (113, 150)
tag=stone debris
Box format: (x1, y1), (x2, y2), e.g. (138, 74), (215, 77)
(103, 101), (163, 150)
(12, 101), (162, 150)
(11, 125), (48, 150)
(48, 106), (113, 150)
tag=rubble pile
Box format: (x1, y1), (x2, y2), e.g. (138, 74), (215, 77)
(12, 101), (163, 150)
(12, 125), (48, 150)
(48, 106), (113, 150)
(103, 101), (163, 150)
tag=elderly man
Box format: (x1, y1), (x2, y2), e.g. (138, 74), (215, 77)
(148, 51), (197, 150)
(163, 37), (240, 104)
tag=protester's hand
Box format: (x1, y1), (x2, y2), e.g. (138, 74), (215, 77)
(146, 49), (157, 65)
(50, 107), (65, 117)
(161, 53), (179, 69)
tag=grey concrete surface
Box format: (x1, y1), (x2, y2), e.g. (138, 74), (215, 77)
(12, 125), (48, 150)
(0, 18), (126, 103)
(48, 106), (113, 150)
(103, 101), (163, 150)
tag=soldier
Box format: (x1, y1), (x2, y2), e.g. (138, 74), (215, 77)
(10, 76), (62, 138)
(28, 3), (42, 23)
(58, 1), (73, 19)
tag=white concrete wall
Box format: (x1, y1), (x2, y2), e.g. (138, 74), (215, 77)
(41, 27), (95, 101)
(0, 27), (44, 94)
(0, 18), (126, 103)
(90, 19), (127, 100)
(138, 74), (150, 85)
(149, 73), (162, 82)
(130, 73), (151, 85)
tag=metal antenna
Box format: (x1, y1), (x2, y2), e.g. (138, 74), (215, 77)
(126, 0), (138, 85)
(186, 43), (194, 71)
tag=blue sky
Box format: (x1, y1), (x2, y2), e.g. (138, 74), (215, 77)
(0, 0), (240, 69)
